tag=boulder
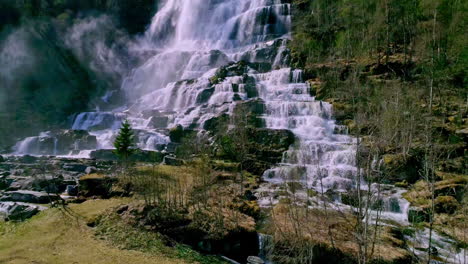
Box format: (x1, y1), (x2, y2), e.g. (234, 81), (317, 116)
(196, 87), (215, 104)
(0, 190), (60, 204)
(79, 174), (116, 198)
(0, 202), (44, 221)
(0, 155), (4, 162)
(63, 163), (88, 173)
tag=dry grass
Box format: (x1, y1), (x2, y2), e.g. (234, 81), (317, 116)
(0, 198), (190, 264)
(265, 203), (410, 262)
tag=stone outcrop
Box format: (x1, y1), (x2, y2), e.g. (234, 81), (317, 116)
(0, 190), (60, 204)
(0, 202), (46, 221)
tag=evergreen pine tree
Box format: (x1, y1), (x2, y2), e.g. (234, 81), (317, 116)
(113, 120), (136, 161)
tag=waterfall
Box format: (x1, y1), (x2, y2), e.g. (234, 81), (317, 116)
(8, 0), (463, 262)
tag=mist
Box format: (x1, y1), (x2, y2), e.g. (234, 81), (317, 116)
(0, 13), (137, 149)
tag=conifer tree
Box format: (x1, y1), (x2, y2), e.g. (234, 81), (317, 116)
(113, 120), (136, 162)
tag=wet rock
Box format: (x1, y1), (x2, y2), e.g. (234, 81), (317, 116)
(0, 155), (4, 162)
(196, 87), (215, 104)
(147, 116), (169, 129)
(169, 125), (194, 143)
(0, 190), (60, 204)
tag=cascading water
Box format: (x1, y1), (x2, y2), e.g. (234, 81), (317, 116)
(10, 1), (464, 263)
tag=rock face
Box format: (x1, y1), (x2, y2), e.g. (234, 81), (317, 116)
(0, 190), (60, 204)
(14, 130), (97, 156)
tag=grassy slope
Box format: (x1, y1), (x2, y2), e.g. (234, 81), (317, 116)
(0, 199), (189, 264)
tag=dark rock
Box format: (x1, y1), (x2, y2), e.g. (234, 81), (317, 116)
(0, 190), (60, 204)
(169, 125), (194, 143)
(163, 156), (184, 166)
(165, 142), (179, 153)
(19, 155), (38, 164)
(116, 205), (129, 214)
(0, 202), (42, 221)
(66, 185), (78, 196)
(0, 155), (4, 162)
(90, 149), (118, 161)
(249, 128), (295, 150)
(147, 116), (169, 129)
(381, 153), (422, 184)
(204, 114), (230, 133)
(133, 150), (165, 163)
(196, 87), (215, 104)
(79, 174), (116, 198)
(63, 163), (88, 173)
(169, 125), (185, 143)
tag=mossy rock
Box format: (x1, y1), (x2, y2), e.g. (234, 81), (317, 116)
(236, 200), (261, 219)
(169, 125), (195, 143)
(79, 174), (116, 198)
(381, 153), (422, 184)
(434, 196), (459, 214)
(435, 175), (467, 201)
